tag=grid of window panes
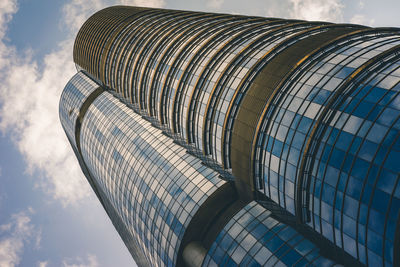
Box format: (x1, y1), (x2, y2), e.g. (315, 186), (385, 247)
(158, 19), (265, 138)
(79, 91), (226, 266)
(133, 13), (208, 110)
(254, 32), (400, 265)
(112, 10), (167, 98)
(127, 11), (192, 104)
(188, 21), (286, 159)
(104, 9), (162, 91)
(130, 10), (210, 106)
(138, 14), (221, 112)
(203, 23), (314, 165)
(59, 71), (100, 147)
(189, 20), (288, 157)
(160, 18), (247, 129)
(221, 24), (344, 169)
(202, 201), (336, 267)
(116, 12), (167, 99)
(256, 34), (400, 215)
(109, 10), (185, 102)
(147, 15), (236, 118)
(76, 7), (141, 79)
(305, 57), (400, 266)
(174, 19), (266, 143)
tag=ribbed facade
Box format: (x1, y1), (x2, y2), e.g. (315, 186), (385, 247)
(60, 5), (400, 267)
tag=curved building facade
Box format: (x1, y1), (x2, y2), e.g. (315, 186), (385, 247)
(60, 5), (400, 267)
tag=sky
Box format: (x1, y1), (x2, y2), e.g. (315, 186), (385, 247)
(0, 0), (399, 266)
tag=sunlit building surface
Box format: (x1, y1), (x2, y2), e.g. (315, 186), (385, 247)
(60, 6), (400, 267)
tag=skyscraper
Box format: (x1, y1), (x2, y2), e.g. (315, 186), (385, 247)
(60, 5), (400, 266)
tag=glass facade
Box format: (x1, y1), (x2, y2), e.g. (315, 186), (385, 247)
(60, 5), (400, 267)
(59, 72), (101, 151)
(80, 91), (225, 266)
(253, 31), (400, 266)
(203, 201), (336, 267)
(61, 72), (226, 266)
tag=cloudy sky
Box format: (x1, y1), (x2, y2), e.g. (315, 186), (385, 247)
(0, 0), (399, 266)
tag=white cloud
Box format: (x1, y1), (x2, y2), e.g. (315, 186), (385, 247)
(350, 14), (366, 24)
(350, 14), (375, 26)
(0, 0), (17, 38)
(263, 0), (344, 23)
(61, 0), (166, 32)
(0, 0), (167, 205)
(37, 261), (48, 267)
(62, 0), (110, 33)
(0, 33), (91, 204)
(206, 0), (224, 9)
(289, 0), (344, 22)
(264, 1), (291, 19)
(0, 0), (93, 205)
(0, 209), (40, 267)
(62, 254), (99, 267)
(130, 0), (165, 8)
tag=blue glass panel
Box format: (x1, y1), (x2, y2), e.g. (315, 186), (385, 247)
(384, 149), (400, 172)
(272, 139), (283, 156)
(385, 219), (397, 242)
(342, 154), (355, 173)
(365, 87), (387, 102)
(368, 249), (382, 266)
(371, 189), (390, 212)
(343, 195), (358, 218)
(378, 107), (399, 126)
(343, 214), (356, 239)
(351, 158), (370, 180)
(346, 177), (362, 199)
(298, 117), (313, 133)
(350, 136), (362, 153)
(389, 197), (400, 221)
(358, 140), (378, 162)
(367, 229), (383, 255)
(280, 249), (302, 266)
(367, 123), (387, 143)
(336, 66), (355, 79)
(385, 240), (393, 262)
(353, 100), (374, 118)
(322, 185), (335, 205)
(329, 148), (346, 169)
(335, 131), (354, 151)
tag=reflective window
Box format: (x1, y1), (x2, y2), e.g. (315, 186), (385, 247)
(203, 201), (336, 266)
